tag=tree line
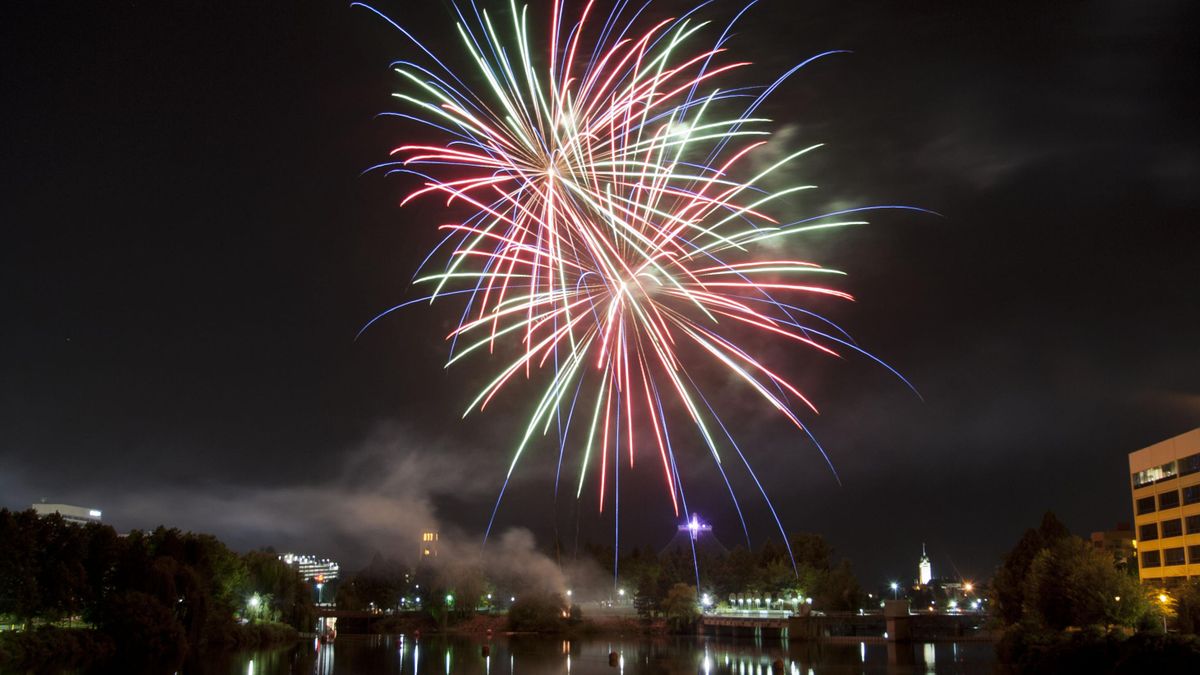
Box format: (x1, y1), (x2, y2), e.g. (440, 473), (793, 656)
(0, 508), (314, 665)
(333, 532), (864, 620)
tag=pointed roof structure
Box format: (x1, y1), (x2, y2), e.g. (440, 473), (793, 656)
(660, 513), (728, 557)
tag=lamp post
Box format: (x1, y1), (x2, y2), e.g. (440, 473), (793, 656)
(1159, 593), (1169, 633)
(890, 582), (899, 600)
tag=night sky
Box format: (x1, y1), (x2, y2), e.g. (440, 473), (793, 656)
(2, 0), (1197, 587)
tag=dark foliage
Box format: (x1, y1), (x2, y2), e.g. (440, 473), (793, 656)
(998, 624), (1200, 674)
(507, 591), (568, 632)
(0, 508), (311, 670)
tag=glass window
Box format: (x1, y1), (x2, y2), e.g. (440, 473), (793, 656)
(1164, 547), (1185, 566)
(1180, 453), (1200, 477)
(1142, 550), (1161, 568)
(1139, 523), (1158, 541)
(1133, 461), (1177, 488)
(1159, 490), (1180, 509)
(1189, 545), (1200, 564)
(1162, 518), (1183, 538)
(1188, 515), (1200, 535)
(1137, 496), (1156, 514)
(1184, 485), (1200, 506)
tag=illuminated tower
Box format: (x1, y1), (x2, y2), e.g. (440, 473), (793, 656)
(918, 543), (932, 585)
(421, 531), (439, 558)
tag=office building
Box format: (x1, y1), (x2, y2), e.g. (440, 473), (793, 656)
(1129, 427), (1200, 587)
(421, 531), (439, 558)
(279, 553), (340, 582)
(1089, 523), (1135, 567)
(31, 502), (102, 525)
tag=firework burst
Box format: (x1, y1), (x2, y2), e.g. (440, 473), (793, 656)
(355, 0), (919, 566)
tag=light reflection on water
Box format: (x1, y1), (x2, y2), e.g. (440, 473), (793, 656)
(206, 634), (998, 675)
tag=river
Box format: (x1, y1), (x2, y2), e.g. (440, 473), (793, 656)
(184, 634), (1002, 674)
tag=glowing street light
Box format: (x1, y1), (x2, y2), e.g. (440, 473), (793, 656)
(889, 582), (899, 599)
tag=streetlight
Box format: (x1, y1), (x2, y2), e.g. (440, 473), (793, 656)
(889, 582), (899, 599)
(1159, 593), (1170, 633)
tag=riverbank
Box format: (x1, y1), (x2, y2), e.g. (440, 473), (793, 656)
(355, 613), (667, 638)
(0, 622), (300, 672)
(997, 625), (1200, 674)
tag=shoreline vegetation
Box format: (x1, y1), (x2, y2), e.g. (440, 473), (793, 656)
(988, 511), (1200, 673)
(0, 508), (310, 671)
(7, 508), (1200, 671)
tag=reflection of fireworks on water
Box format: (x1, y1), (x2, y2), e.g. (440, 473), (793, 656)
(355, 0), (921, 568)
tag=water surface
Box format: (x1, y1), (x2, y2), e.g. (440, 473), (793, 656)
(198, 634), (1000, 675)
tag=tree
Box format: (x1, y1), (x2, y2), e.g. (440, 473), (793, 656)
(0, 509), (43, 628)
(507, 591), (566, 632)
(991, 512), (1072, 625)
(661, 583), (699, 632)
(634, 573), (662, 618)
(994, 512), (1148, 631)
(1176, 580), (1200, 634)
(815, 560), (864, 611)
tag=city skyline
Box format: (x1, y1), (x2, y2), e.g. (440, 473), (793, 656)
(2, 0), (1197, 585)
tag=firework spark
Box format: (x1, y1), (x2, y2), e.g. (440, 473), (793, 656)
(355, 0), (919, 566)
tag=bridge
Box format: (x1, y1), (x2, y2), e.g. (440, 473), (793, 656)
(702, 611), (791, 638)
(700, 607), (989, 642)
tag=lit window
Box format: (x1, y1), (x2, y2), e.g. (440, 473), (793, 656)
(1133, 462), (1177, 488)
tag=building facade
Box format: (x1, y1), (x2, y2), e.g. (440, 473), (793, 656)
(1129, 427), (1200, 587)
(421, 531), (439, 558)
(1089, 523), (1135, 568)
(279, 553), (340, 583)
(31, 502), (101, 525)
(918, 544), (932, 586)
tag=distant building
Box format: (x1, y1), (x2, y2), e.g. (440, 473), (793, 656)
(279, 553), (340, 583)
(31, 502), (101, 525)
(1090, 523), (1135, 567)
(1128, 427), (1200, 587)
(421, 531), (439, 558)
(660, 513), (728, 556)
(918, 544), (932, 586)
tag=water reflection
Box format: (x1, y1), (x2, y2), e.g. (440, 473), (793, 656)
(61, 634), (997, 674)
